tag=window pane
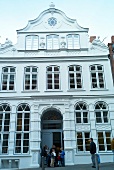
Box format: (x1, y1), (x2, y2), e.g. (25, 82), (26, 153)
(69, 66), (74, 71)
(32, 67), (37, 72)
(25, 67), (30, 72)
(10, 67), (15, 72)
(15, 133), (21, 153)
(3, 67), (8, 72)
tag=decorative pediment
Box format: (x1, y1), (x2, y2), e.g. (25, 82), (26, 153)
(89, 37), (109, 54)
(17, 4), (88, 33)
(92, 37), (108, 49)
(0, 38), (13, 50)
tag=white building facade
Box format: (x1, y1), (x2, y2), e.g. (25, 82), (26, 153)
(0, 3), (114, 169)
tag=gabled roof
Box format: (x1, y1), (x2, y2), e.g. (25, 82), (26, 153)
(17, 3), (89, 33)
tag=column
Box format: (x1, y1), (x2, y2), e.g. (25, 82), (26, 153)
(9, 105), (16, 155)
(30, 103), (41, 168)
(63, 102), (75, 165)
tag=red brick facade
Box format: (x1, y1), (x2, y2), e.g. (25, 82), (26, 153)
(108, 36), (114, 82)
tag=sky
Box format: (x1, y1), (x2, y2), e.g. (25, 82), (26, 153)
(0, 0), (114, 45)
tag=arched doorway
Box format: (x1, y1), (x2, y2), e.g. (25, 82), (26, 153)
(41, 108), (63, 150)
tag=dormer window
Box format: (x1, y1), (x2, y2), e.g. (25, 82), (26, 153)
(67, 34), (80, 49)
(47, 35), (59, 50)
(26, 35), (38, 50)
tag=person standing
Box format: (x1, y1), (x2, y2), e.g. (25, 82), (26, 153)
(90, 138), (96, 168)
(60, 147), (65, 167)
(111, 138), (114, 162)
(50, 149), (56, 167)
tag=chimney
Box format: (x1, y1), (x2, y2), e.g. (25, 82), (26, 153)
(111, 36), (114, 43)
(90, 36), (96, 43)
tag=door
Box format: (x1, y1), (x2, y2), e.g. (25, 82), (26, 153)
(41, 108), (63, 149)
(42, 132), (52, 149)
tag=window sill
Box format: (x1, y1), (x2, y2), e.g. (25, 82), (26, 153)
(0, 91), (16, 93)
(96, 122), (110, 124)
(67, 89), (86, 92)
(21, 90), (40, 93)
(44, 90), (63, 92)
(76, 123), (90, 125)
(90, 88), (108, 91)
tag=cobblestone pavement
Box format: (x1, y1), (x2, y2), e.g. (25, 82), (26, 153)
(21, 163), (114, 170)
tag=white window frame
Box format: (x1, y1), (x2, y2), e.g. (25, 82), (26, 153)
(97, 131), (111, 152)
(95, 102), (109, 123)
(68, 65), (82, 89)
(26, 35), (39, 50)
(76, 132), (90, 152)
(24, 66), (38, 91)
(1, 67), (16, 91)
(75, 102), (89, 124)
(0, 103), (11, 154)
(90, 65), (105, 89)
(47, 34), (59, 50)
(46, 65), (60, 90)
(67, 34), (80, 49)
(15, 104), (30, 154)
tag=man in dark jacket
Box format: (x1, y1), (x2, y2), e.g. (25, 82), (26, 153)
(90, 138), (96, 168)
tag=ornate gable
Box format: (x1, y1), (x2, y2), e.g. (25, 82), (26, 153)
(17, 3), (88, 33)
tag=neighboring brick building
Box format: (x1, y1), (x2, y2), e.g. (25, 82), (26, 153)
(108, 36), (114, 83)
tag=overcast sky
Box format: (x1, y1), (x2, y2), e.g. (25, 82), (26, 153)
(0, 0), (113, 45)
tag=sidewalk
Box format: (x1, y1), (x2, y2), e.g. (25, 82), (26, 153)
(22, 163), (114, 170)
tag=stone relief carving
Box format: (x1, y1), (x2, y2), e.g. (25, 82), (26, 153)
(60, 37), (66, 48)
(0, 38), (13, 50)
(92, 36), (108, 49)
(40, 37), (45, 49)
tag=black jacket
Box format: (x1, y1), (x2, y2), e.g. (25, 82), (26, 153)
(90, 141), (96, 154)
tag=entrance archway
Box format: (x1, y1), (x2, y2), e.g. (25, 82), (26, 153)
(41, 108), (63, 150)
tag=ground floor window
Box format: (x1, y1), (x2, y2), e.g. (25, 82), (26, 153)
(15, 103), (30, 154)
(0, 103), (10, 154)
(76, 132), (90, 152)
(97, 131), (111, 151)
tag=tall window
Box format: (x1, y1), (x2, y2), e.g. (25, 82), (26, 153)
(15, 104), (30, 154)
(26, 35), (38, 50)
(95, 102), (109, 123)
(0, 103), (11, 154)
(97, 131), (111, 151)
(90, 65), (105, 89)
(69, 65), (82, 89)
(24, 66), (38, 90)
(1, 67), (15, 91)
(75, 102), (88, 123)
(76, 132), (90, 152)
(47, 35), (59, 50)
(46, 66), (60, 90)
(67, 34), (80, 49)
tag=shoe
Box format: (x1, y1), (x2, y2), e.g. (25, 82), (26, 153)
(92, 166), (96, 168)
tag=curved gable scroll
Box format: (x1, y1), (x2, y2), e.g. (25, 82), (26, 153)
(17, 7), (89, 33)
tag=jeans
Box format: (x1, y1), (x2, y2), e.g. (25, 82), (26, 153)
(91, 154), (95, 166)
